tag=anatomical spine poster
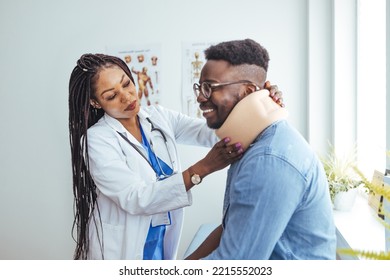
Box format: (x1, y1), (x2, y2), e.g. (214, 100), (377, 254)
(181, 41), (214, 118)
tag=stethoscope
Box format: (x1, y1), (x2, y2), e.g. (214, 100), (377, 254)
(117, 117), (175, 180)
(145, 117), (176, 179)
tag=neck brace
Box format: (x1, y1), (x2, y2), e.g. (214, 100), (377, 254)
(215, 89), (289, 150)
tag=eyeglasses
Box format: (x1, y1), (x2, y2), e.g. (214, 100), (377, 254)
(193, 80), (260, 99)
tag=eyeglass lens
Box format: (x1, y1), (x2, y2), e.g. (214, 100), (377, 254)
(201, 83), (212, 99)
(193, 83), (211, 99)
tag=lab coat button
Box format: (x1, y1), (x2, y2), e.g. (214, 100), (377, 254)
(135, 254), (142, 260)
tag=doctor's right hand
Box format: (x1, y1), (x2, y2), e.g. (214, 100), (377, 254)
(183, 137), (243, 190)
(201, 137), (243, 173)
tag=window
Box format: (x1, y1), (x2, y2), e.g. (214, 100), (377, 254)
(356, 0), (386, 177)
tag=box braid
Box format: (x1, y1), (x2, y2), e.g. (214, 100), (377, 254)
(68, 53), (135, 259)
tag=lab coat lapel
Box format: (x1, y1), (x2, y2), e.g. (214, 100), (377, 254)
(138, 109), (178, 173)
(102, 113), (145, 152)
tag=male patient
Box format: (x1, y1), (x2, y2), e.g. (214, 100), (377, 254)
(187, 39), (336, 260)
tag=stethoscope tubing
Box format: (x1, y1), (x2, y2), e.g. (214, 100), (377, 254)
(117, 117), (176, 180)
(146, 117), (175, 178)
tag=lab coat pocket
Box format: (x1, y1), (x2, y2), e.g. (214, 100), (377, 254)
(89, 222), (125, 259)
(102, 222), (126, 259)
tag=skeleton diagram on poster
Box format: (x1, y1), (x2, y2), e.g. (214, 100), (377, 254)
(106, 44), (162, 107)
(181, 42), (214, 118)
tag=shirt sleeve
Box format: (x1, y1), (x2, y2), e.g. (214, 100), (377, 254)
(203, 154), (307, 259)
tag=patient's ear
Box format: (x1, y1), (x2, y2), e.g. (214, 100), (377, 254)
(244, 84), (258, 96)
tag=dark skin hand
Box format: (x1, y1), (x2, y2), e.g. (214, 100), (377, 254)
(265, 81), (284, 107)
(183, 137), (243, 191)
(185, 224), (223, 260)
(199, 137), (243, 173)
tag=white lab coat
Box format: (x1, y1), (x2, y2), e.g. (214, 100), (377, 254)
(86, 104), (218, 259)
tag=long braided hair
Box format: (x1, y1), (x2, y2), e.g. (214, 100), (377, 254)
(68, 53), (135, 259)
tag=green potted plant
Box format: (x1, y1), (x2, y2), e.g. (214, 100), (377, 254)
(337, 165), (390, 260)
(321, 145), (364, 211)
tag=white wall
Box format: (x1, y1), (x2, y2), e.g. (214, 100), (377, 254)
(0, 0), (325, 259)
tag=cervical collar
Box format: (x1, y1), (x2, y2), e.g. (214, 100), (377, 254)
(215, 89), (288, 150)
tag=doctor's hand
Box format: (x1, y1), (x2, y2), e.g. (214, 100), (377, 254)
(183, 137), (243, 190)
(201, 137), (244, 173)
(264, 81), (284, 107)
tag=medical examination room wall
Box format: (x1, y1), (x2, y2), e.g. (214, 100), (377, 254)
(0, 0), (333, 259)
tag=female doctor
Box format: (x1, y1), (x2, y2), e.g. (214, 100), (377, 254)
(68, 53), (245, 260)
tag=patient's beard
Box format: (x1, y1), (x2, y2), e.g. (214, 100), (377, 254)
(207, 96), (241, 130)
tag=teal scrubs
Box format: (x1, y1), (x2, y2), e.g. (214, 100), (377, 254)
(140, 124), (173, 260)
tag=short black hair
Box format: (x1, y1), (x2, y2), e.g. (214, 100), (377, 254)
(204, 38), (269, 71)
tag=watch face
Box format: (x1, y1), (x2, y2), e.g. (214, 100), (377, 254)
(191, 174), (201, 185)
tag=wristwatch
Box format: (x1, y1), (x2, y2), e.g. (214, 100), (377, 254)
(189, 168), (202, 185)
(190, 173), (202, 185)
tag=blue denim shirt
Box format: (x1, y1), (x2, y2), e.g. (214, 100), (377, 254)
(203, 120), (336, 260)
